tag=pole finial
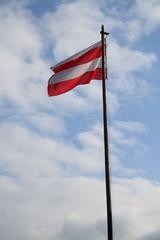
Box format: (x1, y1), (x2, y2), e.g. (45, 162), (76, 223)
(100, 25), (110, 36)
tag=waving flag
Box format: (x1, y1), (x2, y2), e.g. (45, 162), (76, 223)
(48, 41), (106, 96)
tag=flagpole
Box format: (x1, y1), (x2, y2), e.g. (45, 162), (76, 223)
(100, 25), (113, 240)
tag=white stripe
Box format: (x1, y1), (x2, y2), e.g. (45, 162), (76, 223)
(52, 41), (101, 69)
(49, 57), (102, 84)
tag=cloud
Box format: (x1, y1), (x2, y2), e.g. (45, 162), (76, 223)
(134, 0), (160, 33)
(56, 217), (106, 240)
(0, 3), (49, 110)
(108, 41), (156, 78)
(25, 112), (66, 137)
(138, 229), (160, 240)
(0, 1), (105, 129)
(112, 178), (160, 240)
(109, 120), (147, 176)
(0, 1), (159, 240)
(120, 0), (160, 42)
(0, 0), (156, 117)
(114, 121), (146, 133)
(41, 0), (157, 113)
(107, 40), (156, 98)
(102, 0), (160, 43)
(0, 120), (105, 179)
(0, 117), (149, 240)
(42, 0), (104, 61)
(1, 168), (160, 240)
(0, 123), (62, 178)
(0, 174), (106, 240)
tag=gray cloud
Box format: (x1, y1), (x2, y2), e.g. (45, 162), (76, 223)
(138, 230), (160, 240)
(56, 218), (106, 240)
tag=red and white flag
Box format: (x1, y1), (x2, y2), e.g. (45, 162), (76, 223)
(48, 41), (106, 96)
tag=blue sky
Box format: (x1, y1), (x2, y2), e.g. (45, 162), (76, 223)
(0, 0), (160, 239)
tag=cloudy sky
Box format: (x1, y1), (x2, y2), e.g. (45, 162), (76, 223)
(0, 0), (160, 239)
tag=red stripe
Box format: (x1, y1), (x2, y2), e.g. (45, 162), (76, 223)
(48, 68), (103, 96)
(52, 46), (102, 74)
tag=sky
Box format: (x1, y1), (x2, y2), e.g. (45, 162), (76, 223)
(0, 0), (160, 239)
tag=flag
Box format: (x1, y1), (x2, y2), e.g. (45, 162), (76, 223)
(48, 40), (106, 96)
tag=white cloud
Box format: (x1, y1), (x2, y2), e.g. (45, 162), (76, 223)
(0, 0), (155, 116)
(1, 173), (160, 240)
(0, 113), (146, 180)
(0, 1), (159, 240)
(119, 0), (160, 42)
(42, 1), (104, 60)
(107, 40), (156, 98)
(26, 112), (66, 136)
(0, 174), (106, 240)
(110, 120), (146, 148)
(0, 120), (105, 179)
(112, 178), (160, 240)
(78, 124), (103, 149)
(134, 0), (160, 33)
(109, 120), (147, 176)
(108, 41), (156, 78)
(0, 2), (103, 119)
(0, 4), (49, 110)
(114, 121), (146, 133)
(0, 123), (61, 178)
(41, 0), (157, 113)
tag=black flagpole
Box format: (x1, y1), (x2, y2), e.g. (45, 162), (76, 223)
(100, 25), (113, 240)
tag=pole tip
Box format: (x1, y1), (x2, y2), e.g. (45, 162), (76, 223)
(101, 25), (110, 35)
